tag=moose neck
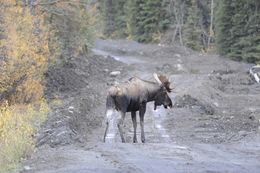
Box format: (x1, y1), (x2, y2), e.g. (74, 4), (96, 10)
(146, 82), (161, 102)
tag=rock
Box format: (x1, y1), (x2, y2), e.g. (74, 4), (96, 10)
(103, 68), (109, 73)
(175, 54), (181, 58)
(114, 81), (119, 85)
(24, 166), (32, 171)
(213, 102), (219, 107)
(238, 130), (247, 137)
(176, 64), (184, 71)
(109, 71), (121, 77)
(68, 106), (74, 113)
(249, 115), (255, 121)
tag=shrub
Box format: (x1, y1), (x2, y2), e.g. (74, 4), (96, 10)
(0, 101), (49, 173)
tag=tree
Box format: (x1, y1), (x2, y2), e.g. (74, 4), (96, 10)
(99, 0), (127, 38)
(229, 0), (260, 63)
(216, 0), (260, 63)
(99, 0), (117, 37)
(126, 0), (146, 41)
(40, 0), (97, 60)
(0, 2), (49, 104)
(207, 0), (215, 49)
(0, 3), (50, 170)
(114, 0), (128, 37)
(183, 0), (203, 50)
(215, 0), (234, 55)
(163, 0), (212, 50)
(126, 0), (169, 42)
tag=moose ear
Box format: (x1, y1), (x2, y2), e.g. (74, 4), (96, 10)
(153, 73), (162, 85)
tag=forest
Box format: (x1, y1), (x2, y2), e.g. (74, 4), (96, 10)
(100, 0), (260, 63)
(0, 0), (259, 172)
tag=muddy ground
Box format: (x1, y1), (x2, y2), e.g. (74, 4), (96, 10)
(16, 39), (260, 173)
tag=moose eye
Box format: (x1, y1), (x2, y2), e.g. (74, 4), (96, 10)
(162, 90), (167, 95)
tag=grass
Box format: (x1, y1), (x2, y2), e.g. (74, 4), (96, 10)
(0, 100), (49, 173)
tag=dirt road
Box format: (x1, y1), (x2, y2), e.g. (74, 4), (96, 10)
(17, 39), (260, 173)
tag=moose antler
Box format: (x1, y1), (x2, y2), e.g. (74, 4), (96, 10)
(153, 73), (162, 85)
(158, 75), (173, 93)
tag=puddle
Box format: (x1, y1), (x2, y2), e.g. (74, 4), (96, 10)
(104, 106), (172, 143)
(150, 105), (172, 143)
(92, 49), (145, 65)
(104, 111), (119, 143)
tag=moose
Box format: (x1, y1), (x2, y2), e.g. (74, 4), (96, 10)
(103, 73), (173, 143)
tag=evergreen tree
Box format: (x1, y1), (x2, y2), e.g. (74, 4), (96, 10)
(127, 0), (168, 42)
(160, 0), (171, 31)
(114, 0), (128, 37)
(99, 0), (117, 37)
(99, 0), (128, 38)
(140, 0), (161, 42)
(215, 0), (234, 55)
(216, 0), (260, 63)
(228, 0), (249, 61)
(242, 1), (260, 64)
(100, 0), (170, 42)
(229, 0), (260, 63)
(127, 0), (146, 41)
(183, 0), (203, 51)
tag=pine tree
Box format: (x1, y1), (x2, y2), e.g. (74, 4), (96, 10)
(160, 0), (171, 31)
(125, 0), (137, 39)
(99, 0), (128, 38)
(126, 0), (146, 41)
(216, 0), (260, 63)
(127, 0), (167, 42)
(183, 0), (203, 51)
(114, 0), (128, 37)
(99, 0), (117, 37)
(228, 0), (248, 61)
(229, 0), (260, 63)
(242, 0), (260, 64)
(143, 0), (162, 42)
(215, 0), (234, 55)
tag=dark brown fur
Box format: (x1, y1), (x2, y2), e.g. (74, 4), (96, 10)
(103, 74), (173, 143)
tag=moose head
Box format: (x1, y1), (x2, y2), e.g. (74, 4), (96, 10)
(153, 73), (173, 110)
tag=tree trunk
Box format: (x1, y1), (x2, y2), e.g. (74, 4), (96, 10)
(207, 0), (214, 50)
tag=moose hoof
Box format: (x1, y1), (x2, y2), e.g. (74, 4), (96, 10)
(141, 139), (145, 143)
(133, 139), (137, 143)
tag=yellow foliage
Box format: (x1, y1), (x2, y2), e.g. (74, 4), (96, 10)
(152, 31), (162, 43)
(0, 2), (51, 172)
(0, 101), (49, 173)
(0, 4), (49, 104)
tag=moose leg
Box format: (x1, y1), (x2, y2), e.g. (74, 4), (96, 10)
(131, 111), (137, 143)
(103, 121), (109, 142)
(103, 109), (113, 142)
(117, 111), (126, 143)
(139, 104), (146, 143)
